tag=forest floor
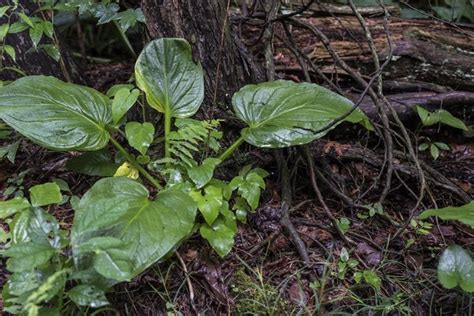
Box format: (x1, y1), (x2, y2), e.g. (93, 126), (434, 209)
(1, 13), (474, 316)
(0, 92), (472, 315)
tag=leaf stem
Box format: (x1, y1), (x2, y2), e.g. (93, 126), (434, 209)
(218, 134), (245, 161)
(110, 137), (163, 190)
(164, 111), (172, 159)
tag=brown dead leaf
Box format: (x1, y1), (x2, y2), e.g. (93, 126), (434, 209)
(355, 242), (382, 267)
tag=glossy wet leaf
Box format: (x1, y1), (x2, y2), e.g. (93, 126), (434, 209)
(66, 149), (119, 177)
(232, 80), (372, 148)
(0, 76), (112, 151)
(68, 285), (109, 308)
(28, 182), (62, 207)
(11, 207), (65, 249)
(5, 242), (56, 272)
(190, 185), (223, 225)
(135, 38), (204, 118)
(200, 216), (236, 257)
(125, 122), (154, 155)
(187, 158), (221, 189)
(112, 88), (139, 124)
(419, 201), (474, 228)
(230, 171), (266, 211)
(438, 245), (474, 292)
(71, 177), (196, 280)
(74, 236), (133, 281)
(0, 197), (30, 219)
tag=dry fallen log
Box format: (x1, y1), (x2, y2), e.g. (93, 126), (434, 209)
(357, 91), (474, 121)
(274, 16), (474, 90)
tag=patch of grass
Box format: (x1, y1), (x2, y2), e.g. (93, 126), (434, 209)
(231, 268), (292, 315)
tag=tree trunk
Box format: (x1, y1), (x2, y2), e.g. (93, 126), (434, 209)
(0, 0), (83, 83)
(141, 0), (260, 106)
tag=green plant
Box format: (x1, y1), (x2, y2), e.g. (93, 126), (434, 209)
(231, 268), (291, 315)
(419, 201), (474, 292)
(418, 138), (450, 160)
(0, 37), (371, 312)
(336, 247), (359, 280)
(0, 1), (63, 74)
(415, 105), (467, 160)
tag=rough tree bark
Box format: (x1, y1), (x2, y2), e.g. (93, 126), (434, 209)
(141, 0), (259, 106)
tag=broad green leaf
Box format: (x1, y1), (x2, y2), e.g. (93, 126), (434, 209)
(112, 88), (139, 124)
(28, 182), (62, 207)
(116, 8), (143, 31)
(419, 201), (474, 228)
(75, 237), (133, 282)
(94, 249), (134, 281)
(187, 158), (221, 189)
(29, 25), (43, 47)
(40, 44), (60, 62)
(430, 144), (439, 160)
(11, 207), (65, 249)
(418, 142), (429, 151)
(3, 45), (16, 61)
(438, 245), (474, 292)
(363, 270), (381, 290)
(200, 216), (236, 257)
(66, 149), (119, 177)
(135, 38), (204, 118)
(0, 197), (30, 219)
(0, 140), (19, 163)
(230, 171), (265, 211)
(190, 185), (223, 225)
(434, 142), (450, 150)
(6, 272), (40, 297)
(17, 12), (34, 28)
(40, 21), (53, 39)
(232, 80), (372, 148)
(71, 177), (197, 280)
(0, 23), (9, 40)
(0, 76), (112, 151)
(5, 242), (55, 272)
(0, 6), (10, 18)
(416, 106), (467, 130)
(125, 122), (154, 155)
(8, 21), (28, 33)
(94, 3), (119, 24)
(68, 285), (109, 308)
(106, 84), (134, 98)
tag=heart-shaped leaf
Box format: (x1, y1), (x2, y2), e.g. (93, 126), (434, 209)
(125, 122), (154, 155)
(135, 38), (204, 118)
(200, 216), (237, 258)
(232, 80), (372, 148)
(190, 185), (223, 225)
(71, 177), (196, 280)
(438, 245), (474, 292)
(28, 182), (62, 207)
(112, 88), (139, 124)
(0, 76), (112, 151)
(187, 158), (221, 189)
(68, 285), (109, 308)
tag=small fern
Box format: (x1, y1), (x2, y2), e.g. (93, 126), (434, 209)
(150, 118), (222, 171)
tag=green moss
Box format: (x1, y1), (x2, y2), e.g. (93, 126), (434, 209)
(231, 269), (292, 315)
